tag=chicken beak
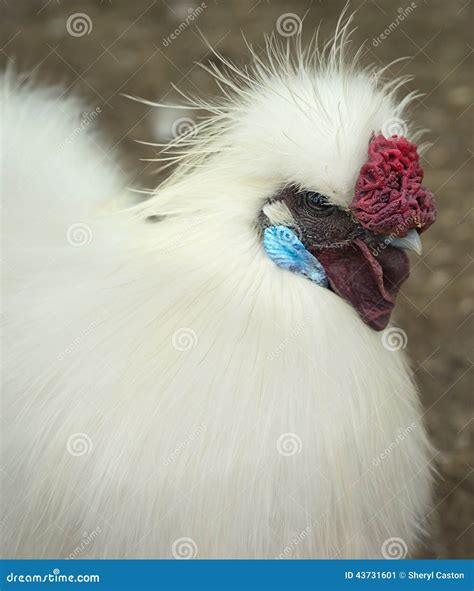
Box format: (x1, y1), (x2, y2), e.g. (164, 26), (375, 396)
(383, 229), (423, 255)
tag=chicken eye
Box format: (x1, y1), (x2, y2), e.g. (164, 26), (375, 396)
(303, 191), (329, 207)
(298, 191), (335, 216)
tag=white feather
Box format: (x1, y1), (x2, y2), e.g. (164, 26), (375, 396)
(1, 22), (433, 559)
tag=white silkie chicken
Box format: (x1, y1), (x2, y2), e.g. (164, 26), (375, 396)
(2, 20), (437, 559)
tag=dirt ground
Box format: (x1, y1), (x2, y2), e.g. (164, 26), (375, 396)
(1, 0), (472, 558)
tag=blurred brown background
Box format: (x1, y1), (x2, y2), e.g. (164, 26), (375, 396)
(1, 0), (472, 558)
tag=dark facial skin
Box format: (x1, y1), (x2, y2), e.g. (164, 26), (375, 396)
(261, 186), (371, 248)
(259, 186), (410, 331)
(278, 187), (362, 247)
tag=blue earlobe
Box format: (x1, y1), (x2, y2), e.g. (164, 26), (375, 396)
(263, 225), (328, 288)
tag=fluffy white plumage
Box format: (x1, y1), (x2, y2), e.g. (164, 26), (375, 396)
(1, 19), (433, 559)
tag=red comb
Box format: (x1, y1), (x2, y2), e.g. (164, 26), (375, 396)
(350, 134), (437, 237)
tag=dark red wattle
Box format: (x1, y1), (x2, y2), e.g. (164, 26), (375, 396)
(312, 239), (410, 331)
(350, 134), (437, 237)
